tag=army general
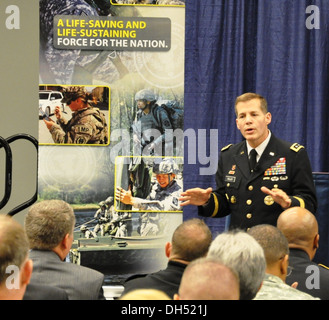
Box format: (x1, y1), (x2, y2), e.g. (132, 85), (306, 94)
(180, 93), (317, 230)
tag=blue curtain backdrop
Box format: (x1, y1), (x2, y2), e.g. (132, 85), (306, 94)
(183, 0), (329, 236)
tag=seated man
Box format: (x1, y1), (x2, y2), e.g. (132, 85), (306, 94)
(207, 229), (266, 300)
(25, 200), (105, 300)
(277, 207), (329, 300)
(174, 257), (240, 300)
(120, 218), (212, 298)
(248, 224), (319, 300)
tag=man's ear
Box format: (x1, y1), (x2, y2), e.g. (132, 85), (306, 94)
(165, 242), (172, 258)
(21, 259), (33, 286)
(62, 233), (71, 250)
(173, 293), (180, 300)
(280, 254), (289, 275)
(265, 112), (272, 126)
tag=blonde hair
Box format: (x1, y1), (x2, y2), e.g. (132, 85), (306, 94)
(235, 93), (268, 116)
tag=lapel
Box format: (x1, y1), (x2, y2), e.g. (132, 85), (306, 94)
(233, 143), (250, 179)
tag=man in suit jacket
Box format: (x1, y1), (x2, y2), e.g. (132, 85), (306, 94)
(23, 283), (68, 300)
(277, 207), (329, 300)
(25, 200), (105, 300)
(180, 93), (317, 229)
(120, 218), (212, 299)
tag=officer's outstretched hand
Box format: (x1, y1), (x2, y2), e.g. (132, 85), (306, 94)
(261, 186), (292, 209)
(179, 187), (213, 207)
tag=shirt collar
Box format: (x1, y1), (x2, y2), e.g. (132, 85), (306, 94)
(247, 130), (271, 160)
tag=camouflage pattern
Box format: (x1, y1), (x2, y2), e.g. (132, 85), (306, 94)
(135, 89), (157, 102)
(154, 158), (179, 174)
(253, 274), (320, 300)
(50, 106), (108, 144)
(132, 102), (173, 156)
(133, 179), (182, 211)
(39, 0), (119, 84)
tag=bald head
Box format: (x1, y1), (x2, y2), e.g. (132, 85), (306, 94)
(176, 258), (240, 300)
(277, 207), (319, 259)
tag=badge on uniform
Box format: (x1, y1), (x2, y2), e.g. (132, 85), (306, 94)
(264, 157), (286, 176)
(264, 195), (274, 206)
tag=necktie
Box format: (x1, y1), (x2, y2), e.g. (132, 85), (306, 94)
(249, 149), (257, 172)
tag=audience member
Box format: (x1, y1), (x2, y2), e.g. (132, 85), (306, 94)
(174, 257), (240, 300)
(120, 289), (171, 300)
(24, 200), (105, 300)
(0, 215), (32, 300)
(120, 218), (212, 298)
(23, 283), (68, 300)
(248, 224), (319, 300)
(277, 207), (329, 299)
(207, 229), (266, 300)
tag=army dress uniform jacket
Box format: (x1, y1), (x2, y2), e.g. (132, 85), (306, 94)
(198, 134), (317, 229)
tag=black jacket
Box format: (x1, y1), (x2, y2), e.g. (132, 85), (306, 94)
(121, 260), (187, 299)
(285, 249), (329, 300)
(199, 134), (317, 229)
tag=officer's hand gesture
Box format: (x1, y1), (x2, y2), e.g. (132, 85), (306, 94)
(261, 186), (292, 209)
(179, 187), (213, 206)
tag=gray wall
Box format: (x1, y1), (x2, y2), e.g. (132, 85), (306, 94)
(0, 1), (39, 224)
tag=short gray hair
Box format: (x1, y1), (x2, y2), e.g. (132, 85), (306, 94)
(207, 229), (266, 300)
(25, 200), (75, 250)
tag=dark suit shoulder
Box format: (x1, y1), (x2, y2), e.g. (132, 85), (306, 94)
(23, 283), (68, 300)
(319, 263), (329, 271)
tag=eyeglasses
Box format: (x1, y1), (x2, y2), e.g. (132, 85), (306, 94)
(287, 265), (294, 277)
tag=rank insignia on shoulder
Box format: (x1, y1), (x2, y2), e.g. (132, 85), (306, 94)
(221, 144), (233, 152)
(290, 143), (304, 152)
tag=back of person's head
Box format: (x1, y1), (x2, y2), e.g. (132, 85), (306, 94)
(248, 224), (289, 266)
(277, 207), (319, 260)
(0, 215), (32, 300)
(25, 200), (75, 250)
(207, 229), (266, 300)
(175, 257), (240, 300)
(170, 218), (212, 262)
(120, 289), (171, 300)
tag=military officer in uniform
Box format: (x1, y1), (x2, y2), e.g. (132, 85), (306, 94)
(116, 158), (182, 212)
(180, 93), (317, 230)
(43, 86), (108, 145)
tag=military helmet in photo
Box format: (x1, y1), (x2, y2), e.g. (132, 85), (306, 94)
(154, 158), (179, 174)
(134, 89), (157, 102)
(61, 86), (87, 105)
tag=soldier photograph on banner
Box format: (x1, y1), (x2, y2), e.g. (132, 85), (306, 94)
(37, 0), (185, 286)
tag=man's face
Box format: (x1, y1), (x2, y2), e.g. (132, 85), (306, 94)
(236, 98), (272, 148)
(137, 99), (147, 110)
(156, 173), (175, 189)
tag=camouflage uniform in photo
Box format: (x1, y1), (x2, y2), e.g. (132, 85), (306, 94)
(93, 202), (110, 236)
(50, 106), (108, 144)
(132, 89), (173, 157)
(132, 159), (182, 212)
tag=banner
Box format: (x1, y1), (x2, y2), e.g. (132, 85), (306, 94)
(38, 0), (185, 285)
